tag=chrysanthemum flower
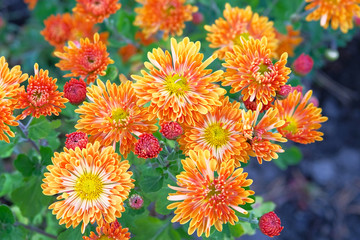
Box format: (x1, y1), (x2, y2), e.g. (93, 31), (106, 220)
(42, 141), (135, 233)
(83, 220), (131, 240)
(205, 4), (278, 59)
(167, 150), (254, 237)
(75, 80), (158, 158)
(0, 93), (18, 143)
(65, 131), (88, 150)
(55, 33), (113, 84)
(275, 25), (303, 57)
(305, 0), (360, 33)
(0, 56), (28, 106)
(24, 0), (37, 9)
(134, 0), (198, 39)
(73, 0), (121, 23)
(259, 211), (284, 237)
(16, 64), (68, 120)
(274, 90), (328, 144)
(223, 37), (291, 106)
(135, 31), (156, 46)
(242, 104), (287, 164)
(179, 97), (250, 168)
(118, 44), (138, 63)
(134, 133), (162, 159)
(64, 78), (87, 105)
(160, 121), (183, 140)
(132, 37), (225, 126)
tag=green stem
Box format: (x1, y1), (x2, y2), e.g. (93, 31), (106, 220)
(263, 0), (279, 16)
(15, 222), (56, 239)
(17, 120), (40, 154)
(238, 216), (259, 225)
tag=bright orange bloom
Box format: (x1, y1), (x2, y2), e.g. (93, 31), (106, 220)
(75, 80), (158, 158)
(24, 0), (37, 9)
(205, 4), (278, 59)
(73, 0), (121, 23)
(0, 93), (18, 143)
(275, 25), (303, 57)
(242, 104), (287, 164)
(305, 0), (360, 33)
(42, 142), (134, 233)
(118, 44), (138, 63)
(132, 37), (225, 126)
(179, 97), (250, 168)
(223, 37), (291, 106)
(134, 0), (198, 39)
(83, 220), (131, 240)
(167, 150), (254, 237)
(16, 64), (68, 120)
(55, 33), (113, 84)
(274, 90), (328, 144)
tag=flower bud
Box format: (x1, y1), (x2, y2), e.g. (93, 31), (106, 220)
(309, 96), (319, 107)
(324, 49), (339, 61)
(134, 133), (162, 159)
(259, 211), (284, 237)
(242, 97), (272, 112)
(64, 78), (87, 105)
(293, 53), (314, 76)
(192, 12), (204, 25)
(129, 194), (144, 209)
(65, 132), (88, 150)
(160, 122), (183, 140)
(276, 85), (292, 100)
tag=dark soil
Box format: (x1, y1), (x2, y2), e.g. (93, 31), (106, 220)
(244, 34), (360, 240)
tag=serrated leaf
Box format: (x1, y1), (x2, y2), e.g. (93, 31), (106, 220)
(11, 176), (52, 218)
(28, 116), (52, 141)
(139, 174), (164, 193)
(105, 66), (119, 81)
(0, 173), (24, 197)
(0, 205), (15, 224)
(229, 223), (245, 238)
(40, 146), (53, 166)
(14, 154), (36, 177)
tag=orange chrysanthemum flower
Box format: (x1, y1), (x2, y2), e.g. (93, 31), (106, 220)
(242, 104), (287, 164)
(134, 0), (198, 39)
(0, 93), (18, 143)
(42, 141), (135, 233)
(274, 90), (328, 144)
(275, 25), (303, 57)
(305, 0), (360, 33)
(179, 97), (250, 168)
(118, 44), (138, 63)
(73, 0), (121, 23)
(55, 33), (113, 84)
(0, 56), (28, 106)
(167, 150), (254, 237)
(132, 37), (225, 126)
(16, 63), (68, 120)
(75, 80), (158, 158)
(223, 37), (291, 106)
(83, 220), (131, 240)
(204, 4), (278, 59)
(24, 0), (37, 9)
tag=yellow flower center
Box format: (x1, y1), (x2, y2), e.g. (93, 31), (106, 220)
(204, 123), (229, 147)
(165, 74), (189, 96)
(233, 32), (250, 46)
(258, 63), (270, 75)
(75, 173), (103, 201)
(283, 118), (298, 134)
(111, 108), (129, 123)
(99, 236), (114, 240)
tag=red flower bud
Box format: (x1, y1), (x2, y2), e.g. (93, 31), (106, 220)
(355, 16), (360, 26)
(242, 97), (272, 112)
(192, 12), (204, 25)
(65, 132), (88, 150)
(134, 133), (162, 159)
(160, 122), (183, 140)
(64, 78), (87, 105)
(129, 194), (144, 209)
(293, 53), (314, 76)
(309, 96), (319, 107)
(276, 85), (292, 100)
(259, 211), (284, 237)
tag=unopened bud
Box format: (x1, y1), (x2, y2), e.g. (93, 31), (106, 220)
(65, 132), (88, 150)
(129, 194), (144, 209)
(276, 85), (292, 100)
(259, 211), (284, 237)
(324, 49), (339, 61)
(160, 122), (183, 140)
(192, 12), (204, 25)
(293, 53), (314, 76)
(64, 78), (87, 105)
(134, 133), (162, 159)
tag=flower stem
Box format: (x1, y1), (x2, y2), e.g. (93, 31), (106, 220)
(17, 120), (40, 154)
(15, 222), (56, 239)
(238, 216), (259, 225)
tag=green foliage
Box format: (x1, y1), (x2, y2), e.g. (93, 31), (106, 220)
(0, 205), (15, 225)
(14, 154), (36, 177)
(274, 146), (303, 170)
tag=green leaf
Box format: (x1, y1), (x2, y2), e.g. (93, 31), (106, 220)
(252, 197), (276, 218)
(28, 116), (52, 141)
(105, 66), (119, 81)
(0, 225), (27, 240)
(131, 216), (169, 240)
(274, 146), (303, 170)
(0, 134), (20, 159)
(0, 173), (24, 197)
(40, 146), (53, 166)
(58, 226), (87, 240)
(0, 205), (15, 224)
(143, 181), (173, 215)
(11, 176), (52, 218)
(229, 223), (245, 238)
(139, 173), (164, 193)
(14, 154), (36, 177)
(50, 120), (61, 129)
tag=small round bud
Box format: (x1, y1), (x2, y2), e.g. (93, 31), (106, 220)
(259, 211), (284, 237)
(65, 132), (88, 150)
(242, 97), (271, 112)
(64, 78), (87, 105)
(192, 12), (204, 25)
(134, 133), (162, 159)
(129, 194), (144, 209)
(160, 122), (183, 140)
(324, 49), (339, 61)
(354, 16), (360, 26)
(293, 53), (314, 76)
(276, 85), (292, 100)
(309, 96), (319, 107)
